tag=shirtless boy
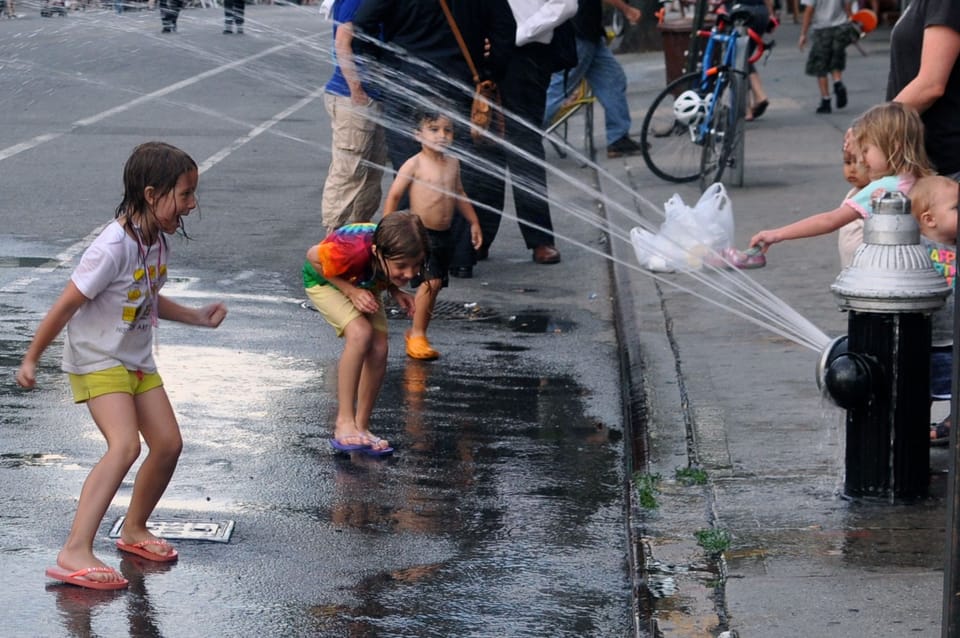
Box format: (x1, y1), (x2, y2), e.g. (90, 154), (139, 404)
(383, 106), (483, 360)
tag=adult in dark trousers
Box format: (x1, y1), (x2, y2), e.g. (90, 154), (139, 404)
(543, 0), (644, 159)
(159, 0), (182, 32)
(474, 4), (578, 265)
(352, 0), (515, 279)
(223, 0), (245, 34)
(886, 0), (960, 442)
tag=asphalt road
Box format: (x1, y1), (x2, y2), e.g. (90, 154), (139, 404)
(0, 5), (634, 637)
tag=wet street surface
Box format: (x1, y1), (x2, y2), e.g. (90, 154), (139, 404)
(0, 9), (633, 635)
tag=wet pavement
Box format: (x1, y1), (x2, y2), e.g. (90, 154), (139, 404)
(0, 4), (953, 637)
(0, 7), (633, 636)
(611, 17), (953, 638)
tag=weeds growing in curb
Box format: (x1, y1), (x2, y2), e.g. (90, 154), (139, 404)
(675, 466), (708, 486)
(695, 527), (731, 556)
(633, 472), (661, 509)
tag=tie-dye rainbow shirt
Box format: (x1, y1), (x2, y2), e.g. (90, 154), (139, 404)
(303, 223), (381, 291)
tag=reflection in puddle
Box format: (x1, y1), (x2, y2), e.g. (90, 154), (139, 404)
(0, 452), (67, 469)
(159, 345), (313, 424)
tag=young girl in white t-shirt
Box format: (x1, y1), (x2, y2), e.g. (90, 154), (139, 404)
(16, 142), (228, 590)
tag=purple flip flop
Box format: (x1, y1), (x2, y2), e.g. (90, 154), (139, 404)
(359, 436), (394, 457)
(330, 438), (369, 453)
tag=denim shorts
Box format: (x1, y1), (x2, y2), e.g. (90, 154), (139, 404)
(931, 346), (953, 400)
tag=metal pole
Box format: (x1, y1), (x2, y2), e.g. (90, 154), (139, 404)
(685, 0), (708, 74)
(942, 219), (960, 636)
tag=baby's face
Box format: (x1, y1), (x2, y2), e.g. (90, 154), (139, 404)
(925, 182), (960, 240)
(843, 151), (870, 189)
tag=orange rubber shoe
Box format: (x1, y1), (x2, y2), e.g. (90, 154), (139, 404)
(405, 334), (440, 360)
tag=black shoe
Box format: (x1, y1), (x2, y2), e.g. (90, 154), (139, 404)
(834, 81), (848, 109)
(449, 266), (473, 279)
(161, 25), (172, 32)
(223, 25), (233, 33)
(606, 136), (644, 158)
(816, 98), (831, 114)
(236, 25), (243, 34)
(532, 245), (561, 264)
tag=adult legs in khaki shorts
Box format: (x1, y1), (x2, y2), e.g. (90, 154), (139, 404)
(321, 93), (387, 233)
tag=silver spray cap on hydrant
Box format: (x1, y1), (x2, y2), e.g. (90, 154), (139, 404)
(830, 190), (950, 313)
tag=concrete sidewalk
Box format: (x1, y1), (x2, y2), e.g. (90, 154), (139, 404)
(597, 20), (948, 637)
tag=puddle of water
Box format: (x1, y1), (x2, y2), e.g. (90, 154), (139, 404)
(0, 257), (58, 268)
(506, 311), (575, 334)
(0, 452), (67, 469)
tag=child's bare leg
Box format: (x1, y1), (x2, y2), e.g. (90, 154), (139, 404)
(57, 393), (141, 583)
(356, 329), (389, 449)
(817, 75), (830, 99)
(410, 279), (440, 339)
(119, 386), (181, 556)
(334, 316), (375, 443)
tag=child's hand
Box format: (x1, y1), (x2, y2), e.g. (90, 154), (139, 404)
(348, 288), (380, 314)
(15, 360), (37, 389)
(393, 290), (416, 318)
(198, 302), (228, 328)
(470, 224), (483, 251)
(749, 231), (778, 252)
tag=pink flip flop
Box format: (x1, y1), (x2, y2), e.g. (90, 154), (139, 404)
(116, 538), (179, 562)
(45, 565), (129, 590)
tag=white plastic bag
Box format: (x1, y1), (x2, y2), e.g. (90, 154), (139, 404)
(631, 183), (736, 273)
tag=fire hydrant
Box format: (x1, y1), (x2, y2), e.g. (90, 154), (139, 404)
(816, 191), (951, 500)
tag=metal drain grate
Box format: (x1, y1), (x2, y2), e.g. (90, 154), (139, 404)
(385, 298), (498, 321)
(302, 298), (498, 321)
(109, 516), (235, 543)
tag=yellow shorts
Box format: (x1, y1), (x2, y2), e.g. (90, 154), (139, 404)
(68, 365), (164, 403)
(305, 284), (387, 337)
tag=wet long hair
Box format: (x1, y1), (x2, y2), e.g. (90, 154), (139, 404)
(115, 141), (198, 243)
(370, 211), (430, 283)
(851, 102), (934, 180)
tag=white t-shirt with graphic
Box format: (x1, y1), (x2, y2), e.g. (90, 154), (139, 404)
(63, 220), (168, 375)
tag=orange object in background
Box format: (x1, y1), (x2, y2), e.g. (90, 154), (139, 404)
(851, 8), (878, 34)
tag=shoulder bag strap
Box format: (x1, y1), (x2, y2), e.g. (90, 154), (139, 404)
(438, 0), (481, 84)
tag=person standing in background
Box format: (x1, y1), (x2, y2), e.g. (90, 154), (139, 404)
(352, 0), (515, 279)
(798, 0), (853, 114)
(223, 0), (245, 34)
(473, 0), (578, 265)
(159, 0), (182, 32)
(320, 0), (386, 233)
(887, 0), (960, 179)
(543, 0), (644, 159)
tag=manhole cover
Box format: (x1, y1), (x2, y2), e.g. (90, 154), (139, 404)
(109, 516), (235, 543)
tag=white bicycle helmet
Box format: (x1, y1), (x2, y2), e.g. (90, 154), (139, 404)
(673, 90), (706, 126)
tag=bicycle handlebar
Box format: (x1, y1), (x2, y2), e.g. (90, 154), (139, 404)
(696, 25), (771, 65)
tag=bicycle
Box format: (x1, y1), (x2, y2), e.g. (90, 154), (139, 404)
(640, 4), (772, 189)
(545, 78), (597, 162)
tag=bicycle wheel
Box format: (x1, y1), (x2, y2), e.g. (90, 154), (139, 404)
(640, 71), (712, 183)
(726, 69), (748, 187)
(699, 71), (741, 190)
